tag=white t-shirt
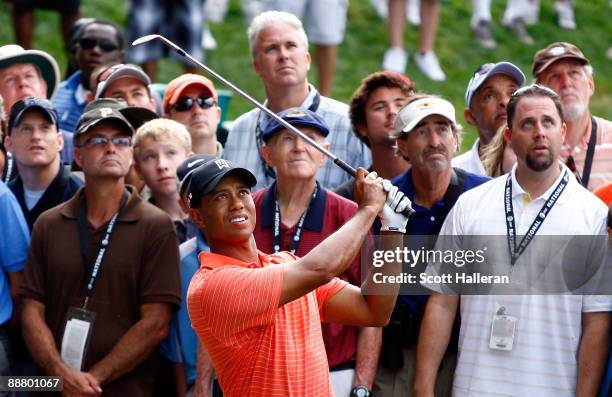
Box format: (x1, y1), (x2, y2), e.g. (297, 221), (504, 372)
(452, 139), (486, 176)
(439, 162), (611, 397)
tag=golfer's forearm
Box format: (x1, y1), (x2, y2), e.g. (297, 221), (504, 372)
(302, 206), (378, 281)
(362, 232), (403, 324)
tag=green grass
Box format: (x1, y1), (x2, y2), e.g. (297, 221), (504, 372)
(1, 0), (611, 152)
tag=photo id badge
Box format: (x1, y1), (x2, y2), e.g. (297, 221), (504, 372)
(489, 309), (517, 351)
(60, 307), (96, 371)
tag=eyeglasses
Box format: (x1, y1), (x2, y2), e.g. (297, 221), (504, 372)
(79, 38), (119, 52)
(172, 96), (216, 112)
(76, 135), (132, 149)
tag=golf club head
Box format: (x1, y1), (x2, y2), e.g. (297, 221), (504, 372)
(131, 34), (163, 46)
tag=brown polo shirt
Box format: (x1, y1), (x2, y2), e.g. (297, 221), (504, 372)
(21, 186), (181, 396)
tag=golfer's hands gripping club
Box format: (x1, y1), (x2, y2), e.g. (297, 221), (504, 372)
(380, 179), (411, 233)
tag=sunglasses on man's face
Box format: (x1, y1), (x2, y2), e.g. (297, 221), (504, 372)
(172, 96), (216, 112)
(79, 38), (119, 52)
(77, 135), (132, 149)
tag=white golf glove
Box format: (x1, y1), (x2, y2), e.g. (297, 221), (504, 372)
(380, 179), (412, 233)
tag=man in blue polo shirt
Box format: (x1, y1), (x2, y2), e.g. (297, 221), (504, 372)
(373, 95), (489, 397)
(53, 19), (124, 133)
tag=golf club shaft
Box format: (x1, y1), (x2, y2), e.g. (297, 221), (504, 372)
(132, 35), (414, 218)
(135, 35), (355, 176)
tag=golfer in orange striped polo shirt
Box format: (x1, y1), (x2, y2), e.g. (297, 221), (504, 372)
(185, 158), (409, 396)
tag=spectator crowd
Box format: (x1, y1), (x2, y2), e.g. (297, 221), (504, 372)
(0, 2), (611, 397)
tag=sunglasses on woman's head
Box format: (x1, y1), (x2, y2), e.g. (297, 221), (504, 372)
(172, 96), (216, 112)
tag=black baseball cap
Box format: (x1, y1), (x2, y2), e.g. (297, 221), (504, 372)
(176, 154), (216, 197)
(187, 159), (257, 208)
(8, 97), (58, 135)
(75, 98), (158, 137)
(261, 108), (329, 143)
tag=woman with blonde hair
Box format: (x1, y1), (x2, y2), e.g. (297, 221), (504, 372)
(481, 123), (517, 177)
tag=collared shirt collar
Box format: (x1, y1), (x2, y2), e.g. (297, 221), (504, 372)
(259, 180), (326, 232)
(198, 250), (278, 270)
(509, 161), (572, 204)
(395, 168), (463, 209)
(259, 84), (318, 124)
(469, 138), (486, 175)
(75, 82), (89, 106)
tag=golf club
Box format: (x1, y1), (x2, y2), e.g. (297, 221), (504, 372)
(132, 34), (414, 218)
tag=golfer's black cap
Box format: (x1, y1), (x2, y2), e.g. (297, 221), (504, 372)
(8, 97), (58, 135)
(176, 154), (215, 198)
(187, 159), (257, 208)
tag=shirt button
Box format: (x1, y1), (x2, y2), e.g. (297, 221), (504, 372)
(430, 216), (435, 221)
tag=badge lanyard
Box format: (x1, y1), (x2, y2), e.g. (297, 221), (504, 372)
(78, 190), (128, 309)
(580, 116), (598, 188)
(504, 170), (569, 265)
(273, 186), (318, 254)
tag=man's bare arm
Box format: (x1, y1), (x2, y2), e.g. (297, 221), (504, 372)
(353, 327), (382, 389)
(576, 311), (610, 397)
(88, 302), (173, 385)
(321, 231), (404, 327)
(413, 294), (459, 397)
(279, 168), (387, 307)
(192, 344), (214, 397)
(22, 298), (102, 396)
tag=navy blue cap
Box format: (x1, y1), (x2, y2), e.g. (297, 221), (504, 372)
(261, 108), (329, 143)
(8, 97), (58, 135)
(187, 159), (257, 208)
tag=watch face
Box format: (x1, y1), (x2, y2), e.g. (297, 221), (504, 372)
(353, 386), (369, 397)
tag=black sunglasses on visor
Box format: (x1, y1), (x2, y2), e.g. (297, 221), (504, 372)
(172, 96), (216, 112)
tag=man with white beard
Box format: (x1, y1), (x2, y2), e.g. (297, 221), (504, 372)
(533, 42), (612, 191)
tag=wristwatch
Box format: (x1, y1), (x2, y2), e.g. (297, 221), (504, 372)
(350, 386), (371, 397)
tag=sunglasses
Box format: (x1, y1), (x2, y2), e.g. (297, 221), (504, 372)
(79, 38), (119, 52)
(172, 96), (216, 112)
(77, 135), (132, 149)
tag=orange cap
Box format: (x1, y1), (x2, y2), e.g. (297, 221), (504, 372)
(163, 74), (218, 114)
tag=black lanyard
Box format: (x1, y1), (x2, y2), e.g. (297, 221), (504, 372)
(78, 190), (128, 308)
(273, 186), (318, 254)
(256, 92), (321, 180)
(580, 116), (598, 188)
(504, 170), (569, 265)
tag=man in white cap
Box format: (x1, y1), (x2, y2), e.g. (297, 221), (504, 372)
(453, 61), (525, 176)
(0, 45), (59, 115)
(0, 44), (75, 164)
(374, 95), (488, 397)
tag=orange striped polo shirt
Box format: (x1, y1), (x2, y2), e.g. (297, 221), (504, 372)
(187, 250), (348, 397)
